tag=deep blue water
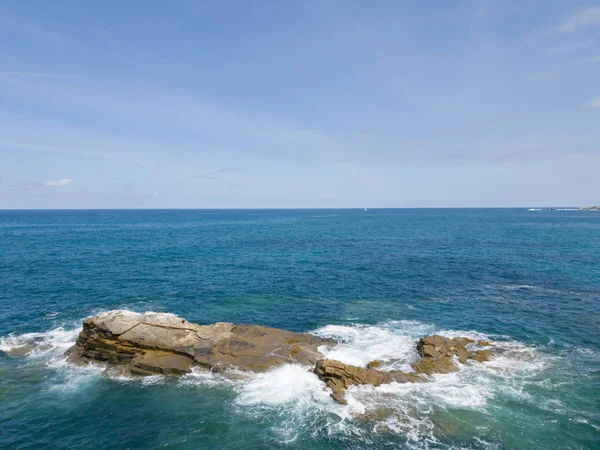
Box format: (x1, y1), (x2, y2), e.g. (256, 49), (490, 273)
(1, 209), (599, 449)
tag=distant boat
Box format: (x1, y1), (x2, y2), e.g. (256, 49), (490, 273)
(364, 208), (368, 211)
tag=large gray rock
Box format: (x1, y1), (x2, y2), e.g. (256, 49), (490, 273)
(66, 310), (335, 376)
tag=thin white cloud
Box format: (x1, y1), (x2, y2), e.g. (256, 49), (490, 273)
(0, 76), (344, 163)
(586, 96), (600, 108)
(0, 72), (75, 82)
(527, 70), (560, 82)
(45, 178), (73, 187)
(587, 96), (600, 108)
(558, 6), (600, 33)
(191, 167), (244, 179)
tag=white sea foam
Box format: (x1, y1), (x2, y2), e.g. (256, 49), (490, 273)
(313, 320), (434, 371)
(46, 362), (106, 393)
(527, 208), (582, 211)
(574, 347), (600, 360)
(0, 325), (81, 356)
(106, 371), (166, 385)
(575, 418), (600, 431)
(0, 322), (112, 394)
(178, 367), (239, 389)
(491, 283), (572, 296)
(235, 364), (331, 407)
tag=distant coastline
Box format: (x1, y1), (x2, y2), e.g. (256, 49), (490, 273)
(529, 206), (600, 211)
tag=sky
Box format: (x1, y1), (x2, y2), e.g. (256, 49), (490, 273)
(0, 0), (599, 208)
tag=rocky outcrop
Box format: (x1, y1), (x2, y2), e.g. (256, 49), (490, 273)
(314, 359), (425, 404)
(66, 310), (495, 407)
(366, 360), (384, 369)
(314, 334), (493, 404)
(4, 345), (35, 356)
(411, 335), (491, 375)
(66, 310), (335, 376)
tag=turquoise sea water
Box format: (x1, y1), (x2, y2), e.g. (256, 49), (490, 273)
(0, 209), (599, 449)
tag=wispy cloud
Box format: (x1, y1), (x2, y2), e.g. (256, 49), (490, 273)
(586, 96), (600, 108)
(0, 180), (40, 195)
(526, 70), (560, 82)
(45, 178), (73, 186)
(526, 6), (600, 49)
(0, 6), (79, 50)
(0, 117), (177, 167)
(191, 167), (244, 180)
(0, 76), (344, 163)
(0, 72), (73, 80)
(558, 6), (600, 33)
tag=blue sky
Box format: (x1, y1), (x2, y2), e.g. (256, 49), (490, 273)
(0, 0), (599, 208)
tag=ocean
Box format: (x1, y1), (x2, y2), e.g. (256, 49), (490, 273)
(0, 208), (598, 449)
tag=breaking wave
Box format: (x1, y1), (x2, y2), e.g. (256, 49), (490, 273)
(0, 325), (81, 357)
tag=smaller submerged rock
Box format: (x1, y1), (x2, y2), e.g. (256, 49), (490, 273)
(315, 334), (495, 404)
(314, 359), (425, 404)
(5, 345), (35, 356)
(411, 335), (492, 375)
(470, 349), (492, 363)
(366, 360), (384, 369)
(356, 407), (395, 422)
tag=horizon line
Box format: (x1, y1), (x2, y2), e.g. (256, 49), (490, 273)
(0, 206), (588, 211)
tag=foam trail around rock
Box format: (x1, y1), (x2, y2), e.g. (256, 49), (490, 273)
(0, 326), (81, 355)
(0, 314), (561, 447)
(235, 364), (330, 406)
(313, 320), (434, 370)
